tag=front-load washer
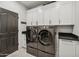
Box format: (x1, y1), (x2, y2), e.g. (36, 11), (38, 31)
(26, 26), (38, 56)
(37, 26), (56, 57)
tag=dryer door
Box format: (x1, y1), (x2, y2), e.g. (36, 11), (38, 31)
(38, 29), (56, 57)
(38, 30), (53, 46)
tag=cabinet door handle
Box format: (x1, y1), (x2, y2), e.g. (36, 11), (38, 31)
(31, 22), (32, 25)
(36, 21), (38, 25)
(59, 19), (60, 24)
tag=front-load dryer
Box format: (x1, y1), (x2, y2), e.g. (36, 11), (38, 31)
(37, 26), (56, 57)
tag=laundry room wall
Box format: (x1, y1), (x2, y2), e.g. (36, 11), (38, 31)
(0, 1), (27, 49)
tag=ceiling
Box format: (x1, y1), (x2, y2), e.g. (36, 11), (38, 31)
(18, 1), (53, 9)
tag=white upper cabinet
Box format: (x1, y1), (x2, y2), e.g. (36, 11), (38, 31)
(50, 6), (59, 25)
(37, 6), (44, 25)
(43, 2), (74, 25)
(32, 8), (38, 26)
(27, 7), (40, 26)
(26, 2), (75, 26)
(29, 6), (44, 26)
(43, 8), (50, 25)
(75, 41), (79, 57)
(59, 2), (74, 25)
(43, 2), (59, 25)
(26, 11), (32, 26)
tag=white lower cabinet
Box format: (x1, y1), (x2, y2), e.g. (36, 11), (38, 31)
(75, 41), (79, 57)
(59, 39), (75, 57)
(59, 39), (79, 57)
(75, 45), (79, 57)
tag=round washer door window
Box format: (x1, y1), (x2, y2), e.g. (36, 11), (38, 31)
(26, 28), (37, 42)
(38, 30), (53, 46)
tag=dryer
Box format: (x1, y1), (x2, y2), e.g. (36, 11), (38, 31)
(37, 26), (56, 57)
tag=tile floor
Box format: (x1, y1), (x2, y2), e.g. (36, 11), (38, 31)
(7, 48), (34, 57)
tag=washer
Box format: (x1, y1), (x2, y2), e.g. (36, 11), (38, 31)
(26, 26), (38, 56)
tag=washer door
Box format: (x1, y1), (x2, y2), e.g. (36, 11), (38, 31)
(38, 30), (53, 46)
(30, 29), (37, 41)
(26, 27), (37, 42)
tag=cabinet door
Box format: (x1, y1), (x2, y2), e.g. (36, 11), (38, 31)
(37, 9), (44, 25)
(75, 41), (79, 57)
(44, 9), (50, 25)
(59, 3), (74, 25)
(43, 3), (59, 25)
(59, 39), (75, 57)
(50, 7), (59, 25)
(32, 11), (38, 26)
(27, 12), (32, 26)
(32, 12), (36, 26)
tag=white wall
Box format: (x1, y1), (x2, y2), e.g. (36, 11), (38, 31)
(0, 1), (27, 49)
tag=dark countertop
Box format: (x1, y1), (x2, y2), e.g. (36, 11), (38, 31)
(59, 32), (79, 41)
